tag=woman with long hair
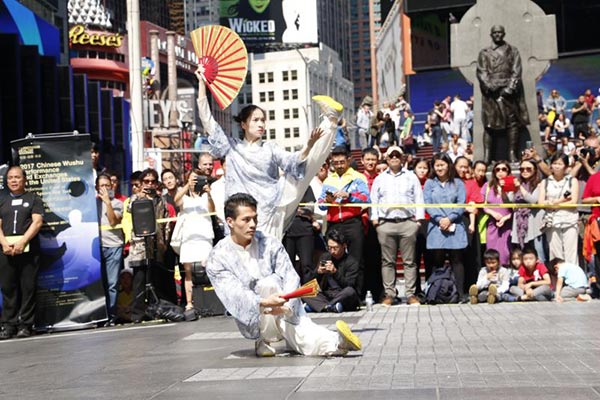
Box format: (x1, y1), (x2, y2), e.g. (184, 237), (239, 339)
(174, 169), (215, 311)
(409, 157), (432, 290)
(424, 153), (468, 301)
(538, 153), (579, 264)
(481, 160), (514, 266)
(195, 68), (339, 239)
(511, 159), (546, 262)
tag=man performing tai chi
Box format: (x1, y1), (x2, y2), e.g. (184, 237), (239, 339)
(206, 193), (361, 357)
(196, 68), (343, 240)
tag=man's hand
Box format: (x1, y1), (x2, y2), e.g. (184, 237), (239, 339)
(260, 293), (286, 308)
(1, 242), (13, 256)
(334, 191), (350, 200)
(98, 187), (111, 204)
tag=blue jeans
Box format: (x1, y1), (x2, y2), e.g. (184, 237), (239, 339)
(102, 246), (123, 315)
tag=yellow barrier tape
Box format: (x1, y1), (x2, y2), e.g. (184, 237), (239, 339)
(299, 202), (600, 209)
(99, 212), (217, 230)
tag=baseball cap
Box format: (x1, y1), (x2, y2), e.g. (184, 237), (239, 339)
(385, 146), (403, 158)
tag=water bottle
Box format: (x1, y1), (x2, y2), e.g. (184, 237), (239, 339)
(365, 290), (374, 312)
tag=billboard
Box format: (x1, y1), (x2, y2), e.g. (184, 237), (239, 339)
(376, 2), (404, 104)
(219, 0), (317, 49)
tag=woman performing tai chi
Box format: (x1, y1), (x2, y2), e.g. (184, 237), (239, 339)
(195, 67), (342, 240)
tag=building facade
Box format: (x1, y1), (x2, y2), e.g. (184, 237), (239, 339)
(250, 45), (354, 151)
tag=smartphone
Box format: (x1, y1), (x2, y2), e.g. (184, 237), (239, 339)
(325, 190), (333, 196)
(564, 190), (572, 198)
(526, 140), (533, 149)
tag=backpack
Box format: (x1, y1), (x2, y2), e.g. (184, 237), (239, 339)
(425, 267), (459, 304)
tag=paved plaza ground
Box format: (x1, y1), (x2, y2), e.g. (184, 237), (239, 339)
(2, 301), (600, 399)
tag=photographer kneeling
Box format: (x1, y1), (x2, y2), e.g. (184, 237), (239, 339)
(174, 169), (215, 311)
(303, 230), (361, 313)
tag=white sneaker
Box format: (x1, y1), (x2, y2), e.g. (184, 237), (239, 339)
(312, 95), (343, 120)
(255, 340), (276, 357)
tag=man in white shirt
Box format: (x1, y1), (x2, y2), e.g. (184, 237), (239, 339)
(206, 193), (361, 357)
(450, 94), (471, 142)
(370, 146), (424, 306)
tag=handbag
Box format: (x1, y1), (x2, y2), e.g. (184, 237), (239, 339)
(403, 135), (414, 146)
(170, 211), (185, 255)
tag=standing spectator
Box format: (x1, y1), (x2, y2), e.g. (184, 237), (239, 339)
(369, 110), (384, 148)
(551, 258), (589, 302)
(450, 94), (471, 142)
(424, 153), (468, 301)
(96, 173), (124, 325)
(545, 89), (567, 115)
(173, 169), (215, 311)
(319, 146), (370, 296)
(335, 118), (351, 151)
(572, 95), (592, 139)
(536, 89), (546, 114)
(361, 147), (383, 301)
(440, 95), (452, 141)
(304, 230), (361, 313)
(161, 169), (181, 213)
(91, 142), (106, 182)
(356, 96), (373, 149)
(388, 102), (401, 143)
(411, 158), (433, 283)
(456, 157), (483, 290)
(109, 172), (127, 202)
(361, 147), (379, 190)
(371, 146), (424, 305)
(283, 184), (319, 284)
(197, 152), (215, 179)
(538, 153), (579, 265)
(481, 161), (514, 266)
(0, 166), (43, 339)
(127, 168), (175, 322)
(428, 101), (444, 154)
(382, 113), (396, 146)
(399, 110), (416, 156)
(512, 159), (546, 262)
(582, 168), (600, 296)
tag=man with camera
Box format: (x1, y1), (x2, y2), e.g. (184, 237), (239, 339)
(127, 168), (176, 322)
(303, 230), (361, 313)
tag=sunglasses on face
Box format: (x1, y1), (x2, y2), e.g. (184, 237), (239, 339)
(494, 167), (509, 172)
(519, 166), (533, 172)
(388, 153), (402, 159)
(142, 179), (157, 184)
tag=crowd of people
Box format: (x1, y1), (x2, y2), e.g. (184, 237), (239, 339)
(2, 85), (600, 351)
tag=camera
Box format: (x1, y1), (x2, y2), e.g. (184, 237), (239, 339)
(194, 175), (208, 193)
(580, 146), (596, 161)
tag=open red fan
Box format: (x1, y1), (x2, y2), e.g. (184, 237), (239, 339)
(190, 25), (248, 110)
(281, 279), (320, 300)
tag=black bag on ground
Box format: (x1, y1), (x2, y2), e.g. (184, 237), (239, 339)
(146, 299), (185, 322)
(425, 267), (459, 304)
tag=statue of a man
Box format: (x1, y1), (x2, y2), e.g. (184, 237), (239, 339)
(477, 25), (530, 163)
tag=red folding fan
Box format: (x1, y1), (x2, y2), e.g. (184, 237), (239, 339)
(190, 25), (248, 110)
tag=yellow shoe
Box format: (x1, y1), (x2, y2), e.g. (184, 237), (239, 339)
(469, 284), (479, 304)
(487, 284), (498, 304)
(336, 320), (361, 351)
(312, 95), (343, 119)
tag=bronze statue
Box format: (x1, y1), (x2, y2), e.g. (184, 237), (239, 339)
(477, 25), (530, 163)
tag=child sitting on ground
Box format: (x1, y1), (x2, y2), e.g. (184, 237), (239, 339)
(502, 248), (523, 302)
(469, 249), (510, 304)
(549, 258), (590, 302)
(510, 247), (552, 301)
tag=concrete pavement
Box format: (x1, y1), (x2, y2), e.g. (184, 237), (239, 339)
(2, 301), (600, 399)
